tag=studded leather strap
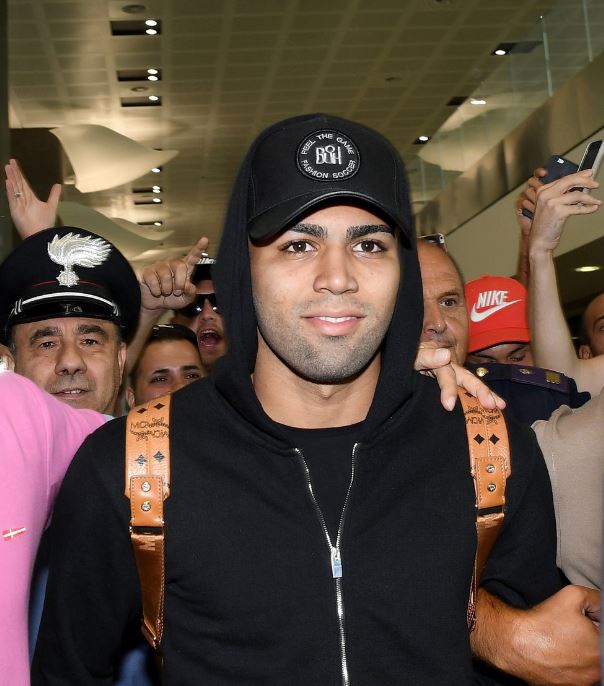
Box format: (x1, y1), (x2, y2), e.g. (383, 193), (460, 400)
(125, 395), (171, 651)
(457, 388), (511, 631)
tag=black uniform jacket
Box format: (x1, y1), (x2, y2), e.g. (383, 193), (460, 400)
(32, 114), (559, 685)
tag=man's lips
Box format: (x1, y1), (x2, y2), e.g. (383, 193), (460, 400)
(197, 328), (223, 349)
(305, 314), (363, 335)
(51, 388), (90, 397)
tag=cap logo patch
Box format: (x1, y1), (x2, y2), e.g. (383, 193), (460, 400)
(297, 129), (360, 182)
(470, 290), (521, 323)
(47, 232), (111, 287)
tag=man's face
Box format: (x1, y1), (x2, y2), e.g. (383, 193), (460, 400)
(249, 205), (400, 384)
(173, 278), (227, 370)
(466, 342), (533, 366)
(579, 293), (604, 359)
(12, 317), (126, 414)
(127, 338), (205, 407)
(418, 242), (468, 364)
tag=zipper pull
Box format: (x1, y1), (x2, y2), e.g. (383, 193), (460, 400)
(331, 546), (342, 578)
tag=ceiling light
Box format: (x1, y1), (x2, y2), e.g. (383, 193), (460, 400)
(147, 75), (158, 81)
(152, 188), (161, 193)
(154, 221), (162, 226)
(145, 28), (157, 35)
(470, 98), (487, 105)
(131, 86), (147, 92)
(122, 4), (147, 13)
(152, 197), (161, 203)
(111, 19), (161, 36)
(147, 68), (158, 75)
(145, 19), (157, 26)
(151, 167), (161, 173)
(574, 265), (601, 273)
(494, 48), (507, 56)
(415, 135), (430, 144)
(148, 95), (159, 101)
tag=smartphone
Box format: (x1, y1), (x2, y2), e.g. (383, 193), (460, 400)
(569, 140), (604, 193)
(522, 155), (578, 219)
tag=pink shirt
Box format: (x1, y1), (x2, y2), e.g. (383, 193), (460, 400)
(0, 372), (105, 685)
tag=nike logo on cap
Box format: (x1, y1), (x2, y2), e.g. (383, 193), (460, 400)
(470, 299), (521, 322)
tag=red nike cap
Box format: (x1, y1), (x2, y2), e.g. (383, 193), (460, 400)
(465, 275), (530, 354)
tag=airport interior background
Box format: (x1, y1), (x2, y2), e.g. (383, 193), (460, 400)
(1, 0), (602, 335)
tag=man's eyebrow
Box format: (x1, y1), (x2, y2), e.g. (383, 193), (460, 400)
(181, 365), (202, 371)
(510, 344), (529, 355)
(151, 368), (171, 375)
(76, 324), (109, 340)
(289, 223), (394, 241)
(290, 223), (326, 239)
(29, 326), (61, 344)
(346, 224), (394, 241)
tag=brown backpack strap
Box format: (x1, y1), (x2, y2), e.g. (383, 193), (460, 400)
(457, 389), (511, 631)
(125, 395), (171, 651)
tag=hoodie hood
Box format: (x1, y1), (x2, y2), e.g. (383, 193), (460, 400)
(213, 113), (423, 443)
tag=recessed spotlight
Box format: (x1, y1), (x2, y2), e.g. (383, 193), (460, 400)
(122, 4), (147, 13)
(147, 75), (158, 81)
(148, 95), (159, 101)
(146, 28), (157, 35)
(151, 167), (161, 173)
(153, 221), (163, 226)
(152, 197), (162, 203)
(494, 48), (507, 56)
(574, 265), (601, 273)
(152, 188), (161, 193)
(145, 19), (158, 26)
(414, 135), (430, 144)
(131, 86), (147, 92)
(147, 68), (158, 75)
(470, 98), (487, 105)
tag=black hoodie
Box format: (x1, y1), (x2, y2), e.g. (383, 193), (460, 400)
(33, 116), (559, 685)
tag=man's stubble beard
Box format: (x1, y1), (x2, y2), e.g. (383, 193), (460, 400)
(253, 295), (394, 384)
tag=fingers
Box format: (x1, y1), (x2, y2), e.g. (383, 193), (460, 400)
(414, 346), (451, 370)
(47, 183), (62, 208)
(184, 236), (210, 270)
(434, 365), (458, 411)
(142, 254), (197, 298)
(451, 363), (506, 410)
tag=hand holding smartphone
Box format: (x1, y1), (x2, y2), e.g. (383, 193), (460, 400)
(522, 155), (578, 220)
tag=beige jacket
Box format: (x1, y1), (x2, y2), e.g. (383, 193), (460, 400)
(532, 390), (603, 589)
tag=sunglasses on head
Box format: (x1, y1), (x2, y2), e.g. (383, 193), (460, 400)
(179, 292), (219, 318)
(419, 232), (447, 253)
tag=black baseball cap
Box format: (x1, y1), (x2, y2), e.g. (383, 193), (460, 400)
(247, 113), (412, 242)
(0, 226), (140, 343)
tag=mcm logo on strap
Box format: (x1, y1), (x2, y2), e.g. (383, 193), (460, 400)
(47, 232), (111, 287)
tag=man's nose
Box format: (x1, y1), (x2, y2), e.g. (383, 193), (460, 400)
(422, 302), (446, 339)
(54, 342), (86, 376)
(313, 246), (358, 295)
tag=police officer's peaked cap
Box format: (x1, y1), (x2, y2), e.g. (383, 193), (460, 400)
(0, 226), (140, 343)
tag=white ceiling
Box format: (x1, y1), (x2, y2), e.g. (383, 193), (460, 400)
(8, 0), (556, 259)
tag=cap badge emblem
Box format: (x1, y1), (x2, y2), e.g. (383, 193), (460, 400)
(47, 233), (111, 287)
(297, 129), (360, 182)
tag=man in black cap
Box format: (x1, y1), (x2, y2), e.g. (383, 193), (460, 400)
(32, 115), (595, 685)
(0, 226), (140, 414)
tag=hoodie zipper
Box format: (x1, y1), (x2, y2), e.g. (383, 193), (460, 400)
(294, 443), (360, 686)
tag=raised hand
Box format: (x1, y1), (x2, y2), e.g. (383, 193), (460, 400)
(4, 158), (62, 238)
(140, 236), (209, 313)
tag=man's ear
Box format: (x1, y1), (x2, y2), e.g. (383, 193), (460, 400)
(126, 385), (136, 409)
(117, 342), (127, 379)
(578, 344), (593, 360)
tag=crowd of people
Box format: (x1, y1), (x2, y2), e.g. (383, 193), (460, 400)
(0, 113), (602, 685)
